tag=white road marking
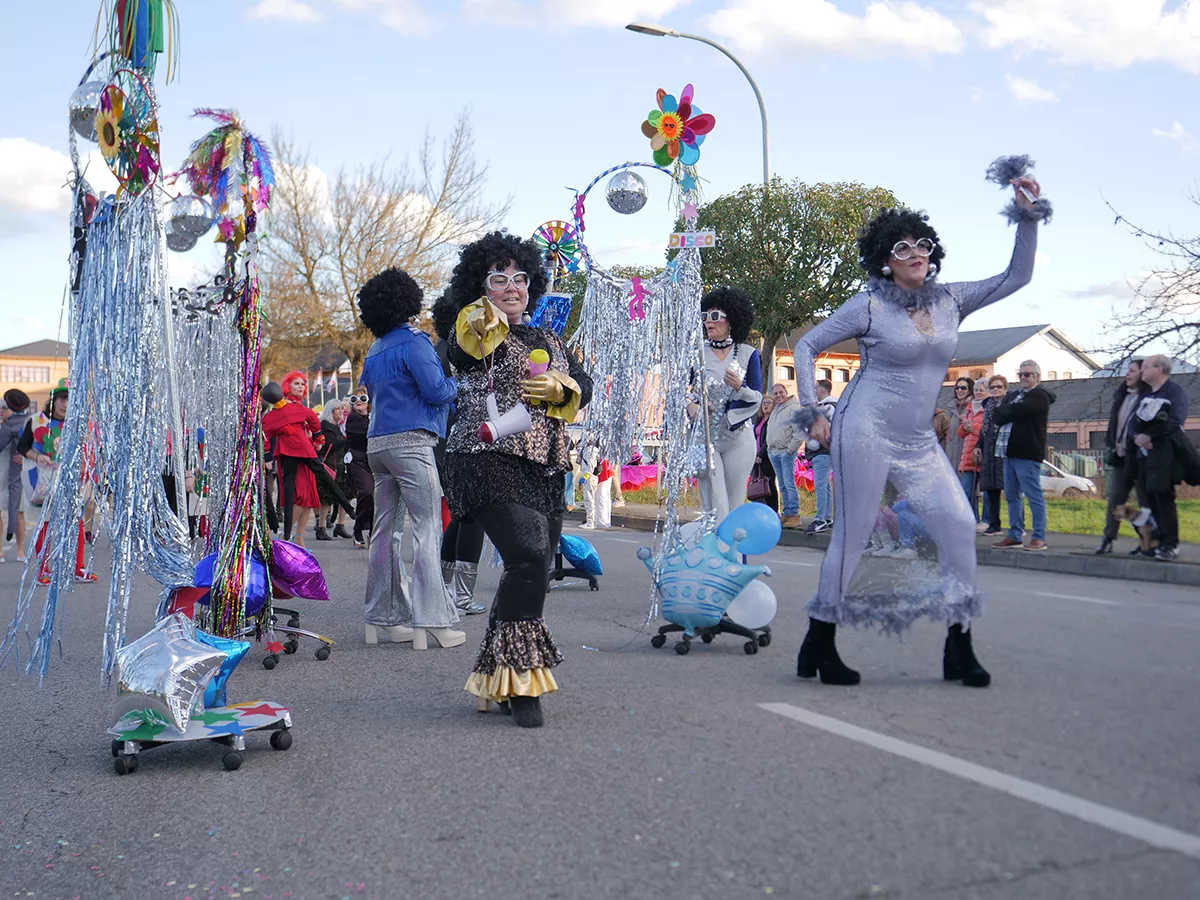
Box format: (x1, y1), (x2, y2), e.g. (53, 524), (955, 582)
(769, 559), (818, 568)
(760, 702), (1200, 861)
(1028, 591), (1118, 607)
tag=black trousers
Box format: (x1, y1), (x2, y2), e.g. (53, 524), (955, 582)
(470, 503), (562, 622)
(348, 458), (375, 536)
(441, 517), (486, 565)
(279, 456), (355, 540)
(1137, 458), (1179, 548)
(1103, 461), (1145, 542)
(984, 488), (1002, 531)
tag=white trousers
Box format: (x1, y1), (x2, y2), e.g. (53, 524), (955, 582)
(697, 426), (758, 522)
(583, 475), (612, 528)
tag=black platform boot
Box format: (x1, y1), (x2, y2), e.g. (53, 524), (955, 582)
(943, 624), (991, 688)
(796, 618), (860, 685)
(332, 524), (353, 539)
(509, 696), (544, 728)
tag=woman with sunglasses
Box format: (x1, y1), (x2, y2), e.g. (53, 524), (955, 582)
(436, 232), (593, 728)
(974, 375), (1010, 535)
(344, 389), (373, 548)
(690, 286), (763, 521)
(790, 165), (1050, 689)
(944, 376), (974, 470)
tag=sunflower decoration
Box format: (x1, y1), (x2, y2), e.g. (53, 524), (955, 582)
(640, 84), (716, 168)
(93, 78), (160, 198)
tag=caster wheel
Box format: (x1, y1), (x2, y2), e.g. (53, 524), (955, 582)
(269, 730), (293, 751)
(744, 641), (758, 655)
(701, 633), (714, 644)
(314, 645), (331, 661)
(286, 618), (300, 629)
(110, 739), (121, 758)
(758, 632), (771, 647)
(113, 754), (137, 775)
(675, 640), (690, 655)
(589, 581), (599, 592)
(222, 751), (243, 771)
(650, 634), (666, 649)
(262, 654), (278, 670)
(283, 640), (299, 655)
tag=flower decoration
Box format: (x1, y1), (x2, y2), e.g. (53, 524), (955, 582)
(96, 87), (123, 160)
(182, 109), (276, 247)
(640, 84), (716, 167)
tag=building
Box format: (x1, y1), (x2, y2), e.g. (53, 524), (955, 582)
(770, 323), (1099, 398)
(945, 324), (1100, 384)
(0, 340), (70, 408)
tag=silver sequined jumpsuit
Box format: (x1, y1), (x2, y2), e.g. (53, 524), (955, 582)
(793, 218), (1039, 633)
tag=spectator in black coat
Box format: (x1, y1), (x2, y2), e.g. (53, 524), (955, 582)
(991, 360), (1055, 552)
(1132, 355), (1196, 560)
(344, 390), (373, 547)
(1097, 360), (1148, 555)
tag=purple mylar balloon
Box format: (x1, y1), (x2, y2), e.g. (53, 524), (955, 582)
(269, 540), (330, 601)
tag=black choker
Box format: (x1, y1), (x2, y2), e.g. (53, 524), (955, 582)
(707, 337), (734, 349)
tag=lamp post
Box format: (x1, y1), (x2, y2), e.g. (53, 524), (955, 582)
(626, 22), (770, 186)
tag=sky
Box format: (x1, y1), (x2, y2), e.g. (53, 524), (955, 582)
(1, 0), (1197, 365)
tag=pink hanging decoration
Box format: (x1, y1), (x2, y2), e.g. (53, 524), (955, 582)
(628, 277), (648, 322)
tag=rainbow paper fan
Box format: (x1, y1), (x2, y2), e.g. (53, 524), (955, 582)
(531, 220), (582, 280)
(640, 83), (715, 168)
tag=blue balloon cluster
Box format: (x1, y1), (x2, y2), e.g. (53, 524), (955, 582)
(193, 552), (269, 617)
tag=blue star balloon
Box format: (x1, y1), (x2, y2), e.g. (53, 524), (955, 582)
(638, 530), (771, 637)
(194, 629), (251, 709)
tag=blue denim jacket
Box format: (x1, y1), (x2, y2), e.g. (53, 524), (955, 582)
(359, 325), (457, 439)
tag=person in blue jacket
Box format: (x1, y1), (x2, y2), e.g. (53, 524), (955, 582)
(357, 268), (464, 651)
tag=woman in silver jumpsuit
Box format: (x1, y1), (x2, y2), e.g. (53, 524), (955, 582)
(791, 165), (1049, 688)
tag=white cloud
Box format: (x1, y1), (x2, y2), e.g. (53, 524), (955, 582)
(1152, 121), (1196, 150)
(462, 0), (693, 28)
(970, 0), (1200, 75)
(969, 85), (985, 103)
(0, 138), (73, 217)
(1005, 73), (1057, 103)
(701, 0), (964, 56)
(248, 0), (324, 22)
(334, 0), (434, 34)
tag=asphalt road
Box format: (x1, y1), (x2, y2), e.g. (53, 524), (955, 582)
(2, 523), (1199, 900)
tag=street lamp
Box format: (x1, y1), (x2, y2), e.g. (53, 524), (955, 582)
(626, 22), (770, 186)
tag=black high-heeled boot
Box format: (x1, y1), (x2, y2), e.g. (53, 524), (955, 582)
(314, 526), (332, 541)
(796, 618), (860, 685)
(332, 524), (353, 539)
(943, 624), (991, 688)
(509, 696), (544, 728)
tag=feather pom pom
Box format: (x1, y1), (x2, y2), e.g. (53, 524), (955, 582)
(985, 155), (1035, 186)
(1002, 198), (1053, 225)
(787, 403), (825, 436)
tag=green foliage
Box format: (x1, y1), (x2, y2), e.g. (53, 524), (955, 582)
(683, 177), (899, 383)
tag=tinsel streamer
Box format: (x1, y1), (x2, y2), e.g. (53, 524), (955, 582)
(207, 156), (274, 639)
(0, 185), (192, 682)
(569, 247), (706, 623)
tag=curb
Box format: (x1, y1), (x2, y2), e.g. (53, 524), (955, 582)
(568, 511), (1200, 588)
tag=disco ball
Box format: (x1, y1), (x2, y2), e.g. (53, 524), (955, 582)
(165, 218), (198, 253)
(68, 81), (105, 142)
(606, 170), (648, 215)
(169, 194), (214, 239)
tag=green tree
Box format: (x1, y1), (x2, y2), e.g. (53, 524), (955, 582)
(686, 176), (899, 386)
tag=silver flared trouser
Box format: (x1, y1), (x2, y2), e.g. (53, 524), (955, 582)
(364, 445), (459, 628)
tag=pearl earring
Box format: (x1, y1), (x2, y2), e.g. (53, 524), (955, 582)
(881, 265), (892, 277)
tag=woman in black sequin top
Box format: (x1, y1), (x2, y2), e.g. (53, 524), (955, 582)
(436, 232), (593, 728)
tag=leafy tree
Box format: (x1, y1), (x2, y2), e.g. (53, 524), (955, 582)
(685, 176), (899, 386)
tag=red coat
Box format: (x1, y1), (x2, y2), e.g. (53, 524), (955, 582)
(957, 404), (985, 473)
(263, 399), (324, 459)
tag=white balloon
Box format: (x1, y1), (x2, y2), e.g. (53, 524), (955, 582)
(726, 579), (777, 630)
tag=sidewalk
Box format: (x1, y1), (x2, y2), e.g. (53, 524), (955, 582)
(574, 503), (1200, 587)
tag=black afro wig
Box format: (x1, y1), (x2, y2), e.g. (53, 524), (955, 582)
(857, 208), (945, 280)
(701, 286), (755, 344)
(357, 267), (424, 339)
(447, 231), (548, 314)
(430, 292), (457, 343)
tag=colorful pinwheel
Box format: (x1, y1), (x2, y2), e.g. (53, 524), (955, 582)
(641, 84), (716, 167)
(531, 220), (582, 280)
(94, 75), (161, 199)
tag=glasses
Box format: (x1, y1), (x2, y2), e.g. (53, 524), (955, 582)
(1018, 371), (1037, 378)
(891, 238), (936, 260)
(954, 385), (969, 392)
(349, 394), (369, 404)
(701, 310), (728, 323)
(988, 384), (1005, 391)
(485, 271), (529, 291)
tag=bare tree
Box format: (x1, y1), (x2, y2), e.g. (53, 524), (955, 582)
(1103, 195), (1200, 365)
(261, 112), (509, 377)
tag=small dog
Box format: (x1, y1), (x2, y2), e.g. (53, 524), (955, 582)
(1114, 505), (1158, 554)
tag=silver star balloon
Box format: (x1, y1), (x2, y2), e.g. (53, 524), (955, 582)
(111, 613), (227, 733)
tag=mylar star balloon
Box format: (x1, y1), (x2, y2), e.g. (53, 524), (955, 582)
(111, 613), (227, 733)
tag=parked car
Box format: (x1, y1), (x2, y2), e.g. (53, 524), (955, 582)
(1040, 460), (1098, 498)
